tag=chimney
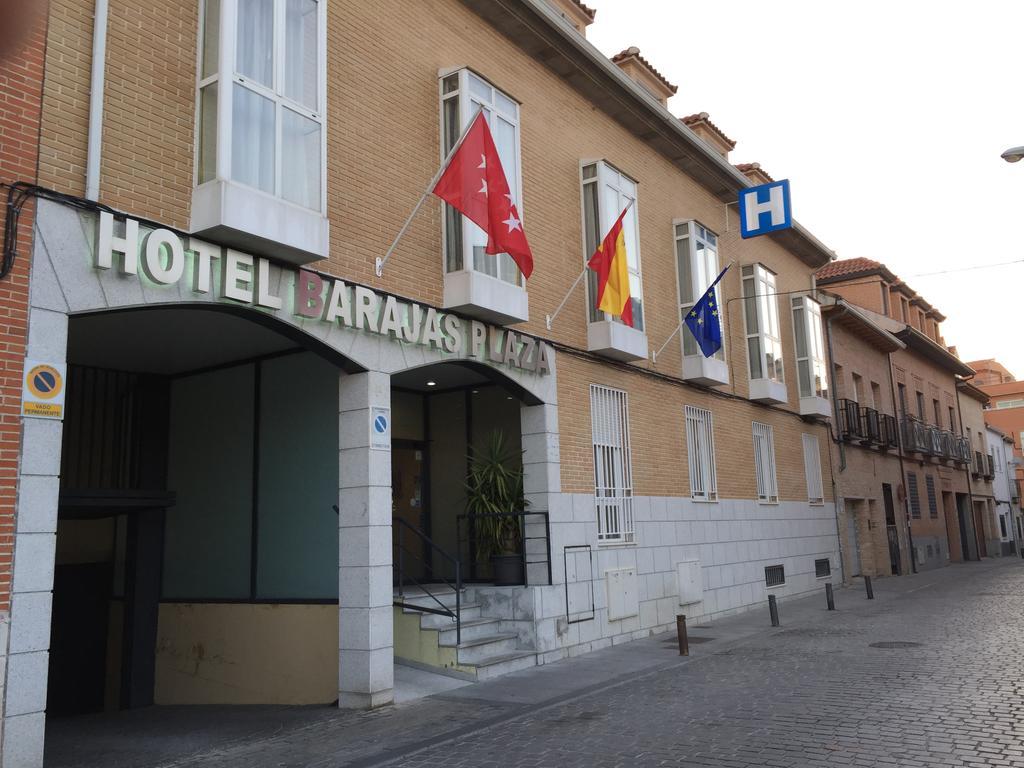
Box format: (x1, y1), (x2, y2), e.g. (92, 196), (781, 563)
(734, 162), (774, 185)
(680, 112), (736, 161)
(611, 46), (677, 107)
(546, 0), (596, 36)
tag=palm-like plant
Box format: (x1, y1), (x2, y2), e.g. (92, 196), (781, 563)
(465, 430), (528, 560)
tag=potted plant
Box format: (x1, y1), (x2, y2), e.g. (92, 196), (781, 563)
(465, 430), (528, 586)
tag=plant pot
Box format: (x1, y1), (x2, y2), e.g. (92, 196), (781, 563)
(490, 554), (524, 586)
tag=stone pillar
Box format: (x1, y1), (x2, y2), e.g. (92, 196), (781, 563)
(521, 403), (561, 586)
(337, 371), (393, 709)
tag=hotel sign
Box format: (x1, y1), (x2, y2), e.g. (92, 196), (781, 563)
(95, 212), (551, 375)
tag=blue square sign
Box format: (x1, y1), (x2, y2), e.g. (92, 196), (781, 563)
(738, 179), (792, 239)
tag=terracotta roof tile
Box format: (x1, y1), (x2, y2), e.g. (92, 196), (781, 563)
(816, 258), (947, 320)
(571, 0), (596, 20)
(611, 46), (678, 95)
(734, 162), (774, 182)
(680, 111), (736, 149)
(815, 257), (885, 281)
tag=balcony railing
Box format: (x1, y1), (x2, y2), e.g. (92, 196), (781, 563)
(837, 399), (864, 441)
(861, 406), (882, 444)
(973, 451), (985, 478)
(953, 436), (972, 465)
(902, 415), (931, 454)
(984, 453), (995, 480)
(881, 414), (899, 449)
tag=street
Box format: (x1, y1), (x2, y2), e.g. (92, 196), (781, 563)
(47, 559), (1024, 768)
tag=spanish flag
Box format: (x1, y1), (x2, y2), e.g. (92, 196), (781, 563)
(587, 205), (633, 327)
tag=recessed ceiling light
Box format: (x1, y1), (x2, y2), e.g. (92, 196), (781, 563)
(472, 389), (479, 394)
(426, 380), (436, 387)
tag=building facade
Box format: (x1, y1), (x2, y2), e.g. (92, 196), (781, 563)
(0, 0), (848, 764)
(958, 381), (998, 558)
(986, 425), (1021, 555)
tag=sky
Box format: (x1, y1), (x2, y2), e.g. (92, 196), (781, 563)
(586, 1), (1024, 375)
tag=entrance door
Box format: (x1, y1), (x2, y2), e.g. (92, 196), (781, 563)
(956, 494), (972, 561)
(846, 503), (862, 577)
(973, 503), (988, 558)
(392, 442), (429, 582)
(882, 483), (901, 575)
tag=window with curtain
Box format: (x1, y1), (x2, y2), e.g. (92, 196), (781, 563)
(197, 0), (324, 211)
(581, 161), (643, 330)
(742, 264), (783, 384)
(676, 221), (723, 361)
(440, 70), (523, 286)
(590, 384), (634, 543)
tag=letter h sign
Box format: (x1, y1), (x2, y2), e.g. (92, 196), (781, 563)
(738, 179), (792, 239)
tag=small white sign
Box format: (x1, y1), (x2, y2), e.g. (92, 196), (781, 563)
(370, 406), (391, 450)
(22, 360), (67, 420)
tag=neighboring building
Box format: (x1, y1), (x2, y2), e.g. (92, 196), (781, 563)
(0, 0), (845, 763)
(986, 425), (1022, 555)
(976, 364), (1024, 486)
(819, 293), (909, 579)
(966, 359), (1016, 387)
(958, 380), (999, 558)
(816, 258), (977, 571)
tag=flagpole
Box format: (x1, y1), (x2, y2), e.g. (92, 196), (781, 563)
(545, 267), (588, 330)
(375, 112), (483, 278)
(650, 260), (734, 364)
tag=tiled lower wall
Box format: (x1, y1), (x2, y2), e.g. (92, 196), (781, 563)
(495, 493), (841, 662)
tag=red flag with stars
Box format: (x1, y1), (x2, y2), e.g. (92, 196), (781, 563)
(432, 111), (534, 279)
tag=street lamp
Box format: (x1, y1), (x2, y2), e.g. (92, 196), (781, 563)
(1002, 146), (1024, 163)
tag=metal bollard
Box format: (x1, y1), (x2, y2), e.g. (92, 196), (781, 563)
(768, 594), (780, 627)
(864, 575), (874, 600)
(825, 582), (835, 611)
(676, 614), (689, 656)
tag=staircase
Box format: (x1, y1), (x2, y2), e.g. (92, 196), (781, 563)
(395, 586), (537, 681)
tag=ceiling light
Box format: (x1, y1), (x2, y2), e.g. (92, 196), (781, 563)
(426, 380), (436, 387)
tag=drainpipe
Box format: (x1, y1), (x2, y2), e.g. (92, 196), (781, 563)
(85, 0), (109, 201)
(887, 352), (916, 574)
(823, 310), (846, 583)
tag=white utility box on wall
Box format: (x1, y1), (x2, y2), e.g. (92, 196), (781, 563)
(676, 560), (703, 605)
(605, 566), (639, 621)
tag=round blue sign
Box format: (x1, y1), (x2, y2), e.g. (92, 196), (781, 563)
(373, 414), (388, 434)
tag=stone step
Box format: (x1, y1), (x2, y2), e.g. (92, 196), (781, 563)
(436, 617), (503, 645)
(471, 650), (538, 681)
(443, 632), (520, 665)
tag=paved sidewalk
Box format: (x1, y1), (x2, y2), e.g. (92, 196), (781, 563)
(45, 559), (1024, 767)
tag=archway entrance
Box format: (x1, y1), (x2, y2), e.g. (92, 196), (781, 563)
(48, 307), (352, 715)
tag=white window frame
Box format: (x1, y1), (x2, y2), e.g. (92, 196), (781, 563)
(685, 405), (718, 502)
(675, 220), (724, 361)
(195, 0), (327, 212)
(752, 421), (779, 504)
(802, 433), (824, 505)
(791, 295), (828, 400)
(439, 68), (523, 287)
(580, 160), (644, 330)
(590, 384), (635, 544)
(742, 264), (784, 384)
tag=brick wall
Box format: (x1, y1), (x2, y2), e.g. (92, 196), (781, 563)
(0, 11), (48, 611)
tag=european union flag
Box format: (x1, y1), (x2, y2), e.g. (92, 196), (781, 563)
(684, 266), (730, 358)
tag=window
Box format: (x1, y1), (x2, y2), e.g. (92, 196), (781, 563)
(995, 399), (1024, 410)
(764, 564), (785, 587)
(897, 383), (907, 416)
(925, 475), (938, 518)
(742, 264), (783, 383)
(685, 405), (717, 501)
(907, 472), (921, 518)
(802, 434), (824, 505)
(851, 372), (863, 404)
(582, 161), (643, 329)
(1000, 514), (1008, 538)
(815, 558), (831, 578)
(197, 0), (325, 211)
(933, 399), (941, 427)
(791, 296), (828, 400)
(916, 391), (925, 420)
(900, 297), (910, 322)
(948, 406), (957, 433)
(675, 222), (723, 360)
(881, 284), (890, 316)
(441, 69), (523, 286)
(871, 382), (882, 411)
(752, 422), (779, 504)
(590, 385), (634, 544)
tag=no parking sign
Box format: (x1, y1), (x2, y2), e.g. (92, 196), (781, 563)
(22, 360), (67, 420)
(370, 406), (391, 450)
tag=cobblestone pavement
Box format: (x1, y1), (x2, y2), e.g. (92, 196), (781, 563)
(46, 559), (1024, 768)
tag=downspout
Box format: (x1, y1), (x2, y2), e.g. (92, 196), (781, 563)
(85, 0), (109, 201)
(887, 352), (917, 573)
(955, 386), (980, 561)
(823, 310), (846, 583)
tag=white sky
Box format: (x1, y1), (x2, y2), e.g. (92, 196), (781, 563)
(586, 1), (1024, 375)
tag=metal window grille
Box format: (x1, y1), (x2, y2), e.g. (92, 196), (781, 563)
(815, 558), (831, 578)
(685, 405), (717, 501)
(925, 475), (938, 518)
(764, 564), (785, 587)
(907, 472), (921, 519)
(752, 422), (779, 503)
(590, 384), (634, 543)
(802, 434), (824, 505)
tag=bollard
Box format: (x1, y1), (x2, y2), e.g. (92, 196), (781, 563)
(864, 575), (874, 600)
(676, 614), (689, 656)
(768, 594), (780, 627)
(825, 582), (835, 611)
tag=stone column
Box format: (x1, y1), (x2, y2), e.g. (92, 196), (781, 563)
(337, 371), (393, 708)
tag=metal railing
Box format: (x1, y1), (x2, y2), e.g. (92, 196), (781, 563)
(456, 510), (552, 586)
(393, 516), (462, 646)
(973, 451), (985, 478)
(953, 436), (972, 465)
(837, 399), (864, 441)
(984, 453), (996, 479)
(861, 406), (882, 444)
(902, 415), (932, 454)
(881, 414), (899, 449)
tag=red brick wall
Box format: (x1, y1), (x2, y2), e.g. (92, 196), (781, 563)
(0, 12), (48, 611)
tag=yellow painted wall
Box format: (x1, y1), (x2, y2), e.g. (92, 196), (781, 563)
(393, 607), (473, 677)
(154, 603), (337, 705)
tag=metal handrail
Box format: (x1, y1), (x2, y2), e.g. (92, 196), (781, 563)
(392, 516), (462, 646)
(456, 510), (552, 586)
